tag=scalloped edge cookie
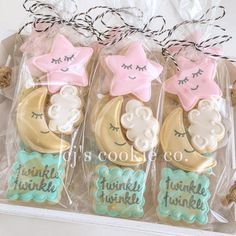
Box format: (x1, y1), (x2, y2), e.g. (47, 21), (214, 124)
(157, 168), (211, 225)
(93, 165), (146, 218)
(7, 150), (65, 204)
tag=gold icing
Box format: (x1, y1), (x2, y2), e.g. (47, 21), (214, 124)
(160, 108), (217, 172)
(17, 87), (70, 153)
(94, 96), (146, 166)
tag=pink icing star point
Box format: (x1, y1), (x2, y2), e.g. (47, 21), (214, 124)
(164, 56), (222, 111)
(105, 42), (163, 102)
(32, 34), (93, 93)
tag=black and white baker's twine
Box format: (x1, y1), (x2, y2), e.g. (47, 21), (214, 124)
(19, 0), (93, 37)
(19, 1), (235, 69)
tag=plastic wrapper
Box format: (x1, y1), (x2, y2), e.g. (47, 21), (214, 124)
(153, 1), (236, 232)
(76, 0), (236, 232)
(0, 0), (236, 235)
(75, 2), (166, 219)
(0, 0), (96, 209)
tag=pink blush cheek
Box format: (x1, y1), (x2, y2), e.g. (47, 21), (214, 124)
(120, 71), (130, 80)
(132, 70), (141, 78)
(183, 87), (190, 94)
(179, 83), (192, 94)
(199, 77), (207, 84)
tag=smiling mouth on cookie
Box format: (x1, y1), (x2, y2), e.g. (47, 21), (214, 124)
(114, 142), (126, 146)
(191, 85), (199, 91)
(61, 68), (69, 72)
(40, 131), (50, 134)
(184, 149), (195, 153)
(128, 76), (136, 80)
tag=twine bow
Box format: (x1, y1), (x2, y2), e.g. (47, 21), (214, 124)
(19, 1), (235, 70)
(19, 0), (93, 38)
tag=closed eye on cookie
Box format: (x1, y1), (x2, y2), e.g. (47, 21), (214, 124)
(64, 54), (75, 62)
(192, 69), (203, 78)
(31, 111), (43, 119)
(136, 65), (147, 71)
(122, 64), (132, 70)
(109, 123), (119, 132)
(51, 58), (62, 64)
(174, 129), (186, 137)
(178, 77), (189, 85)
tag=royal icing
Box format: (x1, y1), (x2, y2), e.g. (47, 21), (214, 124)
(48, 85), (83, 134)
(163, 56), (222, 111)
(105, 42), (163, 102)
(188, 99), (225, 153)
(94, 96), (146, 167)
(157, 168), (210, 225)
(121, 99), (159, 152)
(7, 150), (65, 203)
(94, 165), (145, 218)
(16, 87), (70, 153)
(160, 108), (217, 172)
(32, 34), (93, 93)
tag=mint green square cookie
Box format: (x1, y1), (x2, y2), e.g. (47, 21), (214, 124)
(94, 165), (145, 218)
(7, 150), (65, 204)
(157, 168), (210, 225)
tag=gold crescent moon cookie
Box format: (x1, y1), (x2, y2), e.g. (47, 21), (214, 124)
(94, 96), (146, 166)
(17, 87), (70, 153)
(160, 108), (217, 172)
(90, 95), (110, 133)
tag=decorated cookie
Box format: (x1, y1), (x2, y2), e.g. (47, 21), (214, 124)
(121, 99), (159, 152)
(160, 108), (216, 172)
(94, 96), (146, 166)
(157, 168), (210, 225)
(163, 56), (222, 111)
(94, 165), (145, 218)
(48, 85), (83, 134)
(17, 87), (70, 153)
(105, 42), (163, 102)
(32, 34), (93, 93)
(7, 150), (65, 203)
(188, 99), (225, 153)
(90, 95), (110, 133)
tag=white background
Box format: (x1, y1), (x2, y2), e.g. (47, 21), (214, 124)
(0, 0), (236, 236)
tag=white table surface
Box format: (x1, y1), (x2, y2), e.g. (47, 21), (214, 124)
(0, 0), (236, 236)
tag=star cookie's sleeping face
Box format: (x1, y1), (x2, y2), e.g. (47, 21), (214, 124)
(32, 34), (93, 93)
(164, 56), (222, 111)
(105, 42), (163, 102)
(34, 34), (88, 73)
(119, 60), (148, 81)
(177, 68), (204, 92)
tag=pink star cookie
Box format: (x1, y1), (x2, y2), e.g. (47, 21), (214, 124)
(164, 56), (222, 111)
(32, 34), (93, 93)
(105, 42), (163, 102)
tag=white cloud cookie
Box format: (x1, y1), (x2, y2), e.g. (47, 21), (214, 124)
(48, 85), (83, 134)
(121, 99), (159, 152)
(188, 99), (225, 153)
